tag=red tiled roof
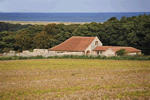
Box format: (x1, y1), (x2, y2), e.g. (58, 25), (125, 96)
(50, 36), (95, 51)
(94, 46), (141, 52)
(110, 47), (141, 52)
(94, 46), (113, 51)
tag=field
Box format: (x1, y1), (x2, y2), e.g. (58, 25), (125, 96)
(0, 59), (150, 100)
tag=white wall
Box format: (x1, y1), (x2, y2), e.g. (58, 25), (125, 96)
(103, 49), (115, 57)
(91, 36), (103, 50)
(127, 52), (141, 56)
(33, 49), (48, 53)
(56, 51), (84, 56)
(15, 49), (56, 57)
(85, 36), (103, 55)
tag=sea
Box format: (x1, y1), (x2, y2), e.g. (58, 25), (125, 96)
(0, 12), (150, 22)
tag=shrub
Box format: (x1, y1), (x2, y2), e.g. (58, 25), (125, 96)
(18, 56), (28, 60)
(29, 49), (34, 52)
(116, 49), (126, 56)
(0, 57), (13, 60)
(35, 55), (46, 59)
(0, 55), (150, 61)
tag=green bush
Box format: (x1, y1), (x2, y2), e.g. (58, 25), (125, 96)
(0, 57), (13, 60)
(18, 56), (28, 60)
(116, 49), (126, 56)
(29, 49), (34, 52)
(0, 55), (150, 61)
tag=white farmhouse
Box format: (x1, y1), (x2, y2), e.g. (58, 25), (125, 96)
(49, 36), (141, 56)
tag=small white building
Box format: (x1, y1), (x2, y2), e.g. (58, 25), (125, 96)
(49, 36), (141, 56)
(49, 36), (102, 55)
(93, 46), (141, 57)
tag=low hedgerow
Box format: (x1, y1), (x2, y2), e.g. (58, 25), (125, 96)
(0, 56), (13, 60)
(28, 56), (46, 59)
(0, 55), (46, 60)
(18, 56), (28, 60)
(0, 55), (150, 61)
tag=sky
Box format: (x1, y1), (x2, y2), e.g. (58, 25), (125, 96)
(0, 0), (150, 12)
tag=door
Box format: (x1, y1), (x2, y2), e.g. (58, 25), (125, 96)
(86, 50), (90, 55)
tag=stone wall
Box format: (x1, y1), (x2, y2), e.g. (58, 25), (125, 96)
(1, 49), (89, 57)
(55, 51), (84, 56)
(1, 49), (56, 57)
(2, 51), (16, 57)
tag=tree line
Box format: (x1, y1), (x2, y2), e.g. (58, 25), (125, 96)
(0, 14), (150, 55)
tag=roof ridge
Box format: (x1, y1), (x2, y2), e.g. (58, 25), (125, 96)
(101, 46), (135, 48)
(94, 46), (141, 52)
(110, 47), (141, 52)
(72, 36), (95, 38)
(110, 46), (135, 48)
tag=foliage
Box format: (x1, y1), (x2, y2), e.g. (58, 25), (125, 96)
(116, 49), (126, 56)
(0, 55), (150, 61)
(0, 31), (15, 52)
(33, 31), (50, 49)
(0, 22), (31, 32)
(0, 14), (150, 55)
(14, 25), (44, 51)
(107, 17), (118, 21)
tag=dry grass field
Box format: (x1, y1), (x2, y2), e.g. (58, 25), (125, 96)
(0, 59), (150, 100)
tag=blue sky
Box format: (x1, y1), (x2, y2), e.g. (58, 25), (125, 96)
(0, 0), (150, 12)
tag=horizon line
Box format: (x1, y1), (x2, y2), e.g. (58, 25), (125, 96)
(0, 12), (150, 13)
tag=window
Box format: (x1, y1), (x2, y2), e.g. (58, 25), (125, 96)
(95, 41), (98, 46)
(97, 51), (99, 55)
(57, 52), (64, 53)
(100, 51), (102, 54)
(97, 51), (102, 55)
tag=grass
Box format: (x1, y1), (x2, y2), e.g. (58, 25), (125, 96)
(0, 59), (150, 99)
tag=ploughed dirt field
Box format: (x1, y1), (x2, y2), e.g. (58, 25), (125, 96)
(0, 59), (150, 100)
